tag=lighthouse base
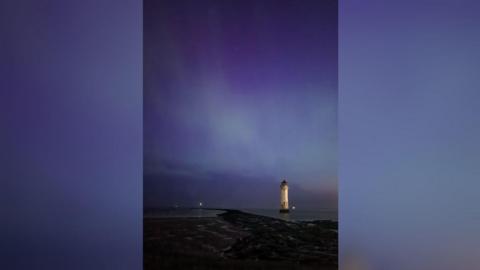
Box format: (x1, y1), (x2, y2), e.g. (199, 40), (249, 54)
(279, 209), (290, 213)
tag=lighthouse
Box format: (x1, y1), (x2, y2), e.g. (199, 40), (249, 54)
(279, 179), (289, 213)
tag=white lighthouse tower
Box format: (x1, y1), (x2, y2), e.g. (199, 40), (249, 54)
(279, 179), (289, 213)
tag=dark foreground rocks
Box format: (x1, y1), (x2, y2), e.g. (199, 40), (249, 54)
(144, 210), (337, 270)
(220, 210), (337, 266)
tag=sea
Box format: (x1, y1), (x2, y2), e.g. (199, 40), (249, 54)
(145, 208), (337, 221)
(144, 208), (225, 218)
(242, 208), (337, 221)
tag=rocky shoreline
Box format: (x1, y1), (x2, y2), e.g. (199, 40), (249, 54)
(220, 210), (337, 265)
(144, 209), (337, 269)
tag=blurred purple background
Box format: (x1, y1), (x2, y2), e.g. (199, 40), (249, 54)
(1, 1), (142, 269)
(341, 1), (480, 269)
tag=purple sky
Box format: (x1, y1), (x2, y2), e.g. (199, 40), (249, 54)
(144, 0), (337, 209)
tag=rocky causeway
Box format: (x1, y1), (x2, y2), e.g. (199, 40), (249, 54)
(144, 209), (337, 269)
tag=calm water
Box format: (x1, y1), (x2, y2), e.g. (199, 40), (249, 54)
(145, 208), (337, 221)
(242, 208), (337, 221)
(144, 208), (225, 218)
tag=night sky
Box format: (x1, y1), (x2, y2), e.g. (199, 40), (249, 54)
(144, 0), (337, 210)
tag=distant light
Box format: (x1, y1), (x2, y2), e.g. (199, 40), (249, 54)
(292, 206), (296, 210)
(199, 202), (203, 207)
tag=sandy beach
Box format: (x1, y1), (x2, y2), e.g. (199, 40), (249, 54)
(144, 209), (337, 269)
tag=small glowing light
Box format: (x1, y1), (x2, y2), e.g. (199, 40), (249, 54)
(199, 202), (203, 207)
(292, 206), (296, 210)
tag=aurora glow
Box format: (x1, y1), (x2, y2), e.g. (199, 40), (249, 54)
(144, 0), (337, 209)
